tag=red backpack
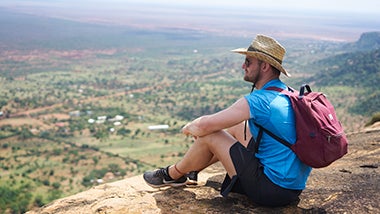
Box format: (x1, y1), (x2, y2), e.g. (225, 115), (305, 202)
(255, 84), (348, 168)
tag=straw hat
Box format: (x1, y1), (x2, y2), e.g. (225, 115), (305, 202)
(232, 34), (290, 77)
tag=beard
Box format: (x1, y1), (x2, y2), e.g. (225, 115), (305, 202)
(243, 67), (260, 84)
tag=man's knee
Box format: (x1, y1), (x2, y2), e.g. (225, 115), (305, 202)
(195, 132), (217, 145)
(196, 130), (237, 147)
(226, 122), (250, 145)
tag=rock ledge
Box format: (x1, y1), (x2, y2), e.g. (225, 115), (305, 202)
(27, 130), (380, 213)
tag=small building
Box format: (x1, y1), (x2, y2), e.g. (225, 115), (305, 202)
(148, 125), (169, 130)
(69, 110), (81, 117)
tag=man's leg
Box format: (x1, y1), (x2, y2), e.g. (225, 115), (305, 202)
(169, 121), (252, 179)
(169, 130), (238, 179)
(227, 121), (252, 148)
(143, 122), (252, 187)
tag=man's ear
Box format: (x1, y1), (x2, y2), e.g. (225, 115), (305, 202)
(261, 61), (271, 72)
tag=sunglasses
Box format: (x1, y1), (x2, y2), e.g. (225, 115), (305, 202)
(244, 58), (251, 67)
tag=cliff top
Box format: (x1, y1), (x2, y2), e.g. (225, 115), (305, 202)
(27, 126), (380, 214)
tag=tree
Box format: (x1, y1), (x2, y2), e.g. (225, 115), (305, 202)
(93, 127), (109, 141)
(52, 182), (61, 189)
(0, 184), (33, 213)
(18, 127), (33, 140)
(108, 163), (120, 174)
(34, 194), (45, 207)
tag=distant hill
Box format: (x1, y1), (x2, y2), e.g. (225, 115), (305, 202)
(307, 49), (380, 89)
(343, 31), (380, 51)
(305, 42), (380, 116)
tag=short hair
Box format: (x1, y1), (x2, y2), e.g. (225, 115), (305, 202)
(271, 66), (281, 76)
(259, 59), (281, 76)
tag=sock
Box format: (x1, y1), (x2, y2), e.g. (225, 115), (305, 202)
(164, 166), (174, 181)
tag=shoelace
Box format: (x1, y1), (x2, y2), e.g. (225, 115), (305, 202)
(153, 168), (166, 178)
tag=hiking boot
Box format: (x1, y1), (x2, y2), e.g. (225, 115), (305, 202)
(186, 171), (198, 185)
(143, 166), (187, 188)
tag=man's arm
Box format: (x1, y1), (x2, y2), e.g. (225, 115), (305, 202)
(182, 97), (250, 137)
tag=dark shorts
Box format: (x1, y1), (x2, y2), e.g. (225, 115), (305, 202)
(220, 138), (302, 207)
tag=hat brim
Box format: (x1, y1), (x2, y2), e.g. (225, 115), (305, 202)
(232, 48), (290, 77)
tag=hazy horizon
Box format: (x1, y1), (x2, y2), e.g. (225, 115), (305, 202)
(0, 0), (380, 41)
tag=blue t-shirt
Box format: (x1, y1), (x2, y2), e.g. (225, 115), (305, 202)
(244, 79), (312, 190)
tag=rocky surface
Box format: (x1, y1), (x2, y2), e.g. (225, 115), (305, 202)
(27, 127), (380, 214)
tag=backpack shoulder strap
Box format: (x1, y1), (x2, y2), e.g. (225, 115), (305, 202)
(254, 85), (296, 149)
(265, 86), (283, 92)
(265, 86), (295, 95)
(253, 122), (293, 148)
(266, 84), (312, 98)
(254, 86), (298, 153)
(247, 128), (264, 154)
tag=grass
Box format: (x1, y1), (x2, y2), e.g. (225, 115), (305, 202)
(66, 122), (191, 167)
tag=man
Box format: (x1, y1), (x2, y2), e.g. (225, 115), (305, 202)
(143, 34), (312, 207)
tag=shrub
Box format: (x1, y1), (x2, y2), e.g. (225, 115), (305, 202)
(34, 195), (45, 207)
(366, 112), (380, 126)
(52, 182), (61, 189)
(42, 180), (50, 186)
(0, 184), (33, 213)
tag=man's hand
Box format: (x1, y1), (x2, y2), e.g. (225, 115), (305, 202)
(182, 117), (203, 137)
(181, 97), (249, 138)
(182, 122), (192, 136)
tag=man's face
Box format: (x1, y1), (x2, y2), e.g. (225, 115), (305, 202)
(242, 56), (262, 83)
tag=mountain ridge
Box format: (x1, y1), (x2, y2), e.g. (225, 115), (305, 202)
(344, 31), (380, 51)
(304, 32), (380, 117)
